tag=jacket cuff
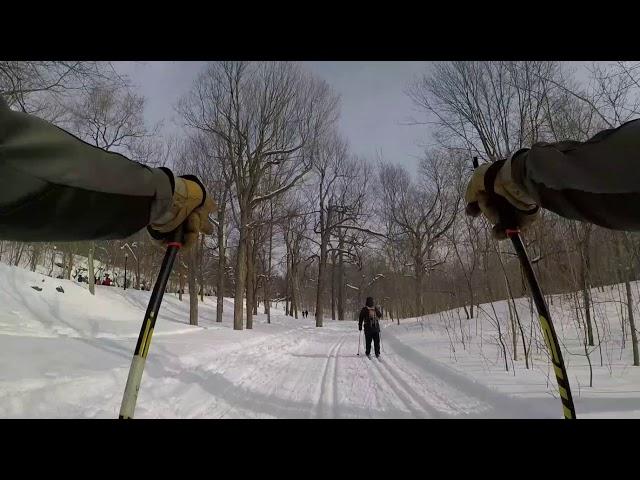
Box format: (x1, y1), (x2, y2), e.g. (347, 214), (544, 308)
(508, 149), (531, 193)
(149, 167), (175, 224)
(500, 149), (539, 207)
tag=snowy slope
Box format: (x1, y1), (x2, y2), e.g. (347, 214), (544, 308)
(0, 261), (639, 418)
(389, 286), (640, 419)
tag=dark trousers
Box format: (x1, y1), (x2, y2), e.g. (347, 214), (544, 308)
(364, 329), (380, 356)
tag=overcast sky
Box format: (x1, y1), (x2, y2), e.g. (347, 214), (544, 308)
(113, 61), (431, 171)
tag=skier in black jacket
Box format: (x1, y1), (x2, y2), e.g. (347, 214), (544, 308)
(359, 296), (382, 358)
(465, 118), (640, 236)
(0, 95), (214, 248)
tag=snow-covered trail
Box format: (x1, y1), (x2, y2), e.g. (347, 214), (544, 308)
(0, 317), (556, 418)
(0, 262), (577, 418)
(159, 319), (555, 418)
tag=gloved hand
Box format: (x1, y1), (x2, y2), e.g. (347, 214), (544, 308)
(149, 175), (216, 250)
(465, 155), (539, 240)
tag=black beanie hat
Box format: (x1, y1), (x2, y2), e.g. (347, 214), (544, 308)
(365, 297), (374, 307)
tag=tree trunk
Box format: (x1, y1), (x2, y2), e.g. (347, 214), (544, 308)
(233, 209), (248, 330)
(13, 242), (26, 267)
(626, 279), (639, 366)
(246, 229), (254, 330)
(291, 253), (299, 319)
(252, 236), (259, 317)
(199, 233), (205, 302)
(48, 247), (56, 277)
(30, 244), (41, 272)
(265, 217), (273, 324)
(580, 249), (594, 347)
(65, 248), (74, 280)
(285, 252), (290, 317)
(216, 201), (226, 323)
(88, 243), (95, 295)
(337, 233), (345, 321)
(331, 251), (337, 321)
(315, 234), (328, 327)
(135, 257), (141, 290)
(415, 255), (424, 317)
(499, 256), (517, 362)
(188, 248), (198, 326)
(508, 297), (517, 361)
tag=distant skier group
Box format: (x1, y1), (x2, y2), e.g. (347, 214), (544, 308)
(74, 271), (114, 286)
(301, 309), (310, 318)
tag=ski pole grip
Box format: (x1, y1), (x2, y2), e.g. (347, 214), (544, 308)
(466, 157), (482, 216)
(167, 223), (185, 247)
(468, 156), (520, 232)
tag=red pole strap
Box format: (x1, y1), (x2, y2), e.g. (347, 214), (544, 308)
(505, 228), (521, 237)
(166, 242), (183, 249)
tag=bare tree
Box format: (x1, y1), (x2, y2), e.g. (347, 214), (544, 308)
(379, 150), (462, 316)
(407, 61), (564, 160)
(310, 134), (370, 326)
(178, 61), (339, 330)
(0, 61), (124, 120)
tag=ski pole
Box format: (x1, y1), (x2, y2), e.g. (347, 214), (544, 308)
(469, 157), (576, 419)
(357, 328), (362, 356)
(119, 226), (184, 419)
(377, 309), (384, 354)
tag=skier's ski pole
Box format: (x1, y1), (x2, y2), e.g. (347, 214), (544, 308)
(357, 329), (362, 356)
(119, 226), (184, 419)
(469, 157), (576, 419)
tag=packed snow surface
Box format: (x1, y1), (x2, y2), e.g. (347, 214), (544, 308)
(1, 262), (639, 418)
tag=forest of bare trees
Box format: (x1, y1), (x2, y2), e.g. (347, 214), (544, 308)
(3, 60), (640, 369)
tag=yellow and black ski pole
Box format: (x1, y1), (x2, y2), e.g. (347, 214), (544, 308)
(119, 226), (184, 419)
(469, 157), (576, 419)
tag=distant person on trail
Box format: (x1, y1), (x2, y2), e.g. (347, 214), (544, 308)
(465, 119), (640, 237)
(358, 296), (382, 358)
(0, 95), (215, 249)
(102, 274), (112, 286)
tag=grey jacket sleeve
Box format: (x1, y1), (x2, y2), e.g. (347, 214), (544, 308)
(0, 96), (174, 241)
(511, 119), (640, 231)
